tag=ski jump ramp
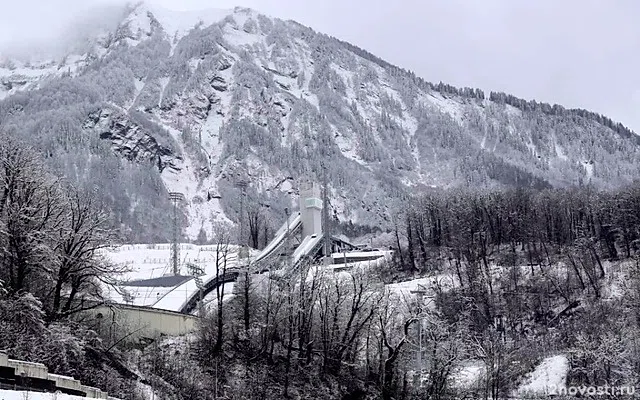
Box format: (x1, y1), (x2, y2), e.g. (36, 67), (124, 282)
(103, 211), (346, 315)
(176, 212), (303, 313)
(253, 211), (302, 264)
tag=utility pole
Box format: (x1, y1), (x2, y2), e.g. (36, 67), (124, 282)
(169, 192), (185, 275)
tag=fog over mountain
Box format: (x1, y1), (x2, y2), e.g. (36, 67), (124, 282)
(3, 0), (640, 133)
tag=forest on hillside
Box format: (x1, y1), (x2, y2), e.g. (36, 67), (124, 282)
(3, 5), (640, 244)
(1, 135), (640, 399)
(157, 184), (640, 399)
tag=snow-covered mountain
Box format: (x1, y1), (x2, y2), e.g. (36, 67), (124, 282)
(1, 3), (639, 241)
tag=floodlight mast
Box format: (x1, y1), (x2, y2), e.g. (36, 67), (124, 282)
(169, 192), (185, 276)
(322, 163), (331, 263)
(237, 181), (248, 256)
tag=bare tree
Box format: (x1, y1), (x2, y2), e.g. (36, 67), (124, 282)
(198, 222), (235, 362)
(211, 225), (232, 355)
(317, 268), (381, 375)
(48, 186), (123, 321)
(0, 137), (125, 322)
(377, 291), (418, 400)
(246, 206), (264, 249)
(470, 330), (517, 400)
(0, 137), (65, 295)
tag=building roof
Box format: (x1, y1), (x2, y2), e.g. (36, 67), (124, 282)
(122, 275), (192, 287)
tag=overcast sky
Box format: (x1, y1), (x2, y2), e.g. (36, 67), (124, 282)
(1, 0), (639, 132)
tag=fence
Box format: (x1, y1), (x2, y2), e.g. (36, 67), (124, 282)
(0, 351), (118, 399)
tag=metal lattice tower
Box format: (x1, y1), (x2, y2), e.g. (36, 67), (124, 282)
(187, 263), (205, 317)
(169, 192), (185, 275)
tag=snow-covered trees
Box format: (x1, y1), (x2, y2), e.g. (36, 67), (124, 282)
(3, 2), (640, 239)
(48, 186), (125, 321)
(0, 136), (122, 320)
(0, 136), (144, 398)
(0, 287), (48, 359)
(400, 184), (640, 279)
(391, 184), (640, 396)
(0, 136), (65, 295)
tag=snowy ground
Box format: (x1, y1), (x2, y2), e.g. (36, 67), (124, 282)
(200, 282), (235, 314)
(386, 274), (457, 297)
(99, 243), (250, 311)
(447, 354), (568, 395)
(453, 362), (485, 389)
(0, 390), (86, 400)
(515, 354), (568, 397)
(100, 243), (244, 279)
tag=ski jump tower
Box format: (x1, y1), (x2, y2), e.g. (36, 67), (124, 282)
(249, 180), (354, 269)
(299, 182), (323, 238)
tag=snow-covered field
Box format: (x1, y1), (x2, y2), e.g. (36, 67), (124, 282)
(446, 354), (568, 395)
(99, 243), (250, 312)
(100, 243), (245, 280)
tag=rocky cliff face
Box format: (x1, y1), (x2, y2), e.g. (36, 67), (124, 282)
(83, 109), (179, 172)
(1, 3), (639, 240)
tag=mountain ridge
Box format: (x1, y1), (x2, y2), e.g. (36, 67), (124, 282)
(1, 3), (639, 241)
(334, 36), (637, 139)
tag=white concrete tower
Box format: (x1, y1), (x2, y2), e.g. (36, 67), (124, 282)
(299, 181), (323, 238)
